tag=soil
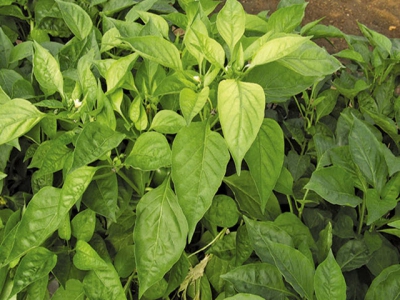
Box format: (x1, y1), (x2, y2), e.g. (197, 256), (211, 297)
(221, 0), (400, 52)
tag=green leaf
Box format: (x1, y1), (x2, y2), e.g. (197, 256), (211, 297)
(73, 240), (108, 270)
(278, 41), (342, 77)
(224, 171), (280, 220)
(56, 0), (93, 40)
(235, 225), (253, 266)
(0, 99), (45, 145)
(150, 110), (186, 134)
(314, 249), (346, 300)
(366, 188), (397, 225)
(105, 53), (138, 94)
(123, 36), (182, 70)
(216, 0), (246, 52)
(250, 35), (310, 68)
(204, 195), (240, 228)
(10, 247), (57, 297)
(189, 28), (226, 69)
(114, 245), (136, 278)
(0, 167), (95, 267)
(172, 122), (230, 240)
(336, 239), (370, 272)
(74, 240), (125, 299)
(52, 279), (85, 300)
(221, 263), (290, 300)
(83, 170), (118, 221)
(0, 27), (13, 68)
(218, 80), (264, 173)
(245, 217), (315, 299)
(245, 118), (284, 212)
(225, 294), (265, 300)
(71, 122), (125, 172)
(266, 3), (307, 33)
(305, 166), (362, 207)
(125, 131), (172, 171)
(180, 87), (210, 125)
(358, 23), (392, 56)
(134, 179), (188, 298)
(71, 209), (96, 242)
(33, 41), (64, 96)
(365, 264), (400, 300)
(349, 118), (388, 193)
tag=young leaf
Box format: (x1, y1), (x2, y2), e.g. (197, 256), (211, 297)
(10, 247), (57, 297)
(314, 249), (346, 300)
(52, 279), (85, 300)
(221, 263), (291, 300)
(150, 110), (186, 134)
(172, 122), (230, 240)
(305, 166), (362, 207)
(133, 179), (188, 298)
(125, 131), (172, 171)
(71, 122), (125, 172)
(245, 118), (284, 212)
(180, 87), (210, 125)
(216, 0), (246, 52)
(266, 3), (307, 33)
(218, 80), (264, 174)
(105, 53), (138, 94)
(123, 36), (182, 70)
(71, 209), (96, 242)
(204, 195), (240, 228)
(33, 41), (64, 96)
(225, 294), (264, 300)
(365, 264), (400, 300)
(73, 240), (108, 270)
(349, 118), (388, 193)
(0, 99), (45, 145)
(366, 188), (397, 225)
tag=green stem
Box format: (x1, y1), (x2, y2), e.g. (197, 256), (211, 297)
(298, 189), (309, 220)
(358, 192), (367, 235)
(287, 195), (294, 214)
(188, 228), (227, 258)
(117, 170), (141, 195)
(123, 272), (136, 294)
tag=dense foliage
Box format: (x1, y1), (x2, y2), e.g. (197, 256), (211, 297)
(0, 0), (399, 299)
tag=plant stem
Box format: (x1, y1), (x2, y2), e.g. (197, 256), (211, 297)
(117, 170), (141, 195)
(358, 192), (367, 235)
(188, 228), (227, 258)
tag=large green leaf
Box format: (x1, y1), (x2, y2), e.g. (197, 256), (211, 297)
(172, 122), (230, 240)
(245, 217), (315, 299)
(250, 35), (310, 68)
(314, 249), (346, 300)
(71, 122), (125, 172)
(305, 166), (362, 207)
(0, 99), (45, 145)
(218, 80), (264, 173)
(245, 118), (284, 212)
(123, 36), (182, 70)
(365, 264), (400, 300)
(216, 0), (246, 52)
(125, 131), (172, 171)
(10, 247), (57, 297)
(278, 41), (342, 76)
(221, 263), (291, 299)
(33, 41), (64, 96)
(0, 166), (95, 267)
(133, 179), (188, 297)
(349, 118), (388, 193)
(56, 0), (93, 40)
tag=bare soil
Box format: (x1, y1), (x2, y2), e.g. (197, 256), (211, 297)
(223, 0), (400, 52)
